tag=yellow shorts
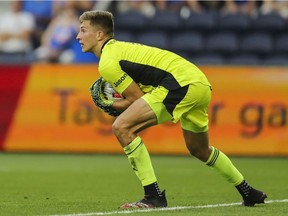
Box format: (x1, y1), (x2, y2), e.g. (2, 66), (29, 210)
(142, 82), (211, 133)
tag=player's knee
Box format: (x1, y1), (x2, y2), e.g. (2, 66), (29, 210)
(112, 120), (123, 136)
(187, 146), (210, 162)
(112, 118), (129, 137)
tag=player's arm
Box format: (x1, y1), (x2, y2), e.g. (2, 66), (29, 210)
(112, 81), (144, 111)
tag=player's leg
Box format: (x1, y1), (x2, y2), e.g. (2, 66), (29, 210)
(180, 83), (267, 206)
(183, 129), (267, 206)
(112, 94), (171, 208)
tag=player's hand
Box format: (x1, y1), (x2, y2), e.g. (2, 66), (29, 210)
(91, 77), (113, 106)
(89, 77), (122, 117)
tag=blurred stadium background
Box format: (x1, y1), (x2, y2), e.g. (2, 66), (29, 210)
(1, 0), (288, 65)
(0, 0), (287, 155)
(0, 1), (288, 215)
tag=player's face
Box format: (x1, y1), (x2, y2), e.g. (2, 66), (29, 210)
(76, 20), (98, 53)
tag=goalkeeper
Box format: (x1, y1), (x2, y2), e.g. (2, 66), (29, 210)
(76, 11), (267, 208)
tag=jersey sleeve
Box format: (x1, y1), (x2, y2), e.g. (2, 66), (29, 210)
(99, 58), (133, 94)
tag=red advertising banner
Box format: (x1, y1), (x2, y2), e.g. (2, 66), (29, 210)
(0, 65), (29, 150)
(2, 65), (288, 156)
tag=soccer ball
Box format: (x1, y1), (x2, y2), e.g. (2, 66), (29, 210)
(102, 81), (123, 101)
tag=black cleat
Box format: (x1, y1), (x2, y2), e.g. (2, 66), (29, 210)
(120, 190), (167, 208)
(242, 188), (267, 206)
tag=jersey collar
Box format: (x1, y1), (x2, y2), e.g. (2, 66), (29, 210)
(101, 38), (114, 53)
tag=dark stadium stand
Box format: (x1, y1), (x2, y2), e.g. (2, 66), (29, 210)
(218, 13), (251, 33)
(114, 31), (135, 42)
(240, 33), (274, 56)
(170, 32), (204, 54)
(205, 32), (239, 55)
(262, 54), (288, 65)
(252, 13), (286, 33)
(136, 31), (169, 49)
(184, 11), (217, 33)
(114, 10), (148, 32)
(189, 53), (225, 65)
(275, 34), (288, 54)
(149, 10), (183, 31)
(228, 54), (260, 65)
(114, 10), (288, 65)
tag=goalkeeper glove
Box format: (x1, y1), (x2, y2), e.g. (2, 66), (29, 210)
(90, 77), (122, 117)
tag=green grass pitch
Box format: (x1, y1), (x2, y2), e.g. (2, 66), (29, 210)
(0, 153), (287, 216)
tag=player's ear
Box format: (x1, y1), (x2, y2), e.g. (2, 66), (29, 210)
(96, 31), (105, 41)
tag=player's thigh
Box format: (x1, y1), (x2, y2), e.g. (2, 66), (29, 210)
(142, 86), (173, 125)
(180, 83), (211, 133)
(113, 98), (158, 134)
(180, 83), (211, 160)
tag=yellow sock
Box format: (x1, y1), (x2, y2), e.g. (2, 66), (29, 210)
(123, 136), (157, 186)
(206, 146), (244, 186)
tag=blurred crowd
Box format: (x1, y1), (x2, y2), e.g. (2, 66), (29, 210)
(0, 0), (287, 64)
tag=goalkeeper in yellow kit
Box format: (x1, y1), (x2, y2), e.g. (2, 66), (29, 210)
(76, 10), (267, 208)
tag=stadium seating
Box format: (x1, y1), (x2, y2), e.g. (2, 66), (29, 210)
(149, 10), (182, 32)
(205, 32), (239, 55)
(228, 54), (260, 65)
(184, 11), (217, 33)
(252, 13), (286, 33)
(240, 33), (274, 56)
(275, 34), (288, 54)
(136, 31), (169, 49)
(114, 10), (288, 65)
(170, 32), (204, 54)
(189, 53), (225, 65)
(114, 11), (148, 32)
(218, 13), (251, 33)
(262, 55), (288, 66)
(114, 31), (135, 42)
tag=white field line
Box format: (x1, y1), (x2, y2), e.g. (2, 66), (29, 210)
(48, 199), (288, 216)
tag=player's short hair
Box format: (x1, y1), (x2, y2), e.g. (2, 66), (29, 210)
(79, 11), (114, 37)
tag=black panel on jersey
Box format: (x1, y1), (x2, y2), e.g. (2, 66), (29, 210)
(119, 60), (181, 90)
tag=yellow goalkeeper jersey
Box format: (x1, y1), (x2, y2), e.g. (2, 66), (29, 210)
(99, 39), (211, 94)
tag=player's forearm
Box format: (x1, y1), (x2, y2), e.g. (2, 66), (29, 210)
(112, 99), (132, 111)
